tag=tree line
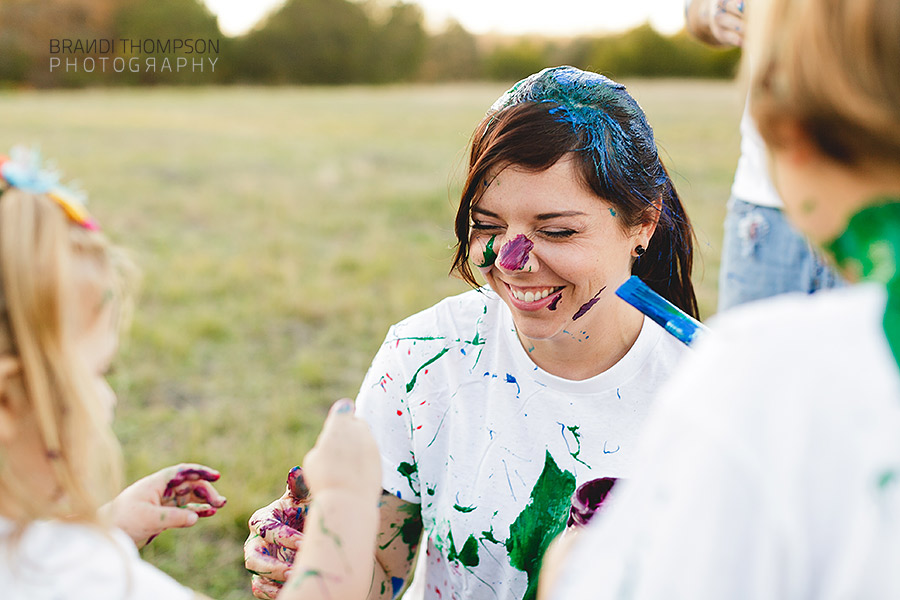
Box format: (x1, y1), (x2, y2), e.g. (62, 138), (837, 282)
(0, 0), (740, 87)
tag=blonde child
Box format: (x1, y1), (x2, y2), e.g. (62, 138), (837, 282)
(0, 148), (382, 599)
(543, 0), (900, 597)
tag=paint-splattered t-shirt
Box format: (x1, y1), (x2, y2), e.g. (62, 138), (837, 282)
(554, 283), (900, 599)
(356, 287), (687, 600)
(0, 517), (194, 599)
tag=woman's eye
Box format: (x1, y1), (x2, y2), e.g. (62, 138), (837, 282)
(472, 222), (502, 231)
(541, 229), (576, 238)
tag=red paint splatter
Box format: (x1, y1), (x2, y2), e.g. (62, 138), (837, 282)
(396, 410), (403, 416)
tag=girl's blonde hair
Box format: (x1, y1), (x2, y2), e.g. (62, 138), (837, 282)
(0, 188), (133, 524)
(749, 0), (900, 168)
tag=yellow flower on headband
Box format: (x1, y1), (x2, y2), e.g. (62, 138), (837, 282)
(0, 146), (100, 231)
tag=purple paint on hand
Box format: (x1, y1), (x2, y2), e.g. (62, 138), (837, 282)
(567, 477), (618, 528)
(497, 234), (534, 271)
(571, 286), (607, 320)
(162, 467), (219, 498)
(287, 466), (310, 500)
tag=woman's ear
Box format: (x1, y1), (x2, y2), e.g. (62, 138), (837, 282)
(0, 355), (22, 443)
(633, 196), (663, 251)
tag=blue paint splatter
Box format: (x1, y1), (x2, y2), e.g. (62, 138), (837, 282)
(505, 373), (521, 396)
(391, 576), (405, 597)
(603, 441), (620, 454)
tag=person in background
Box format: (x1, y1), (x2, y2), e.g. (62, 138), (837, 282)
(685, 0), (843, 310)
(546, 0), (900, 596)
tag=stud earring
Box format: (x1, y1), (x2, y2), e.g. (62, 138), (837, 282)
(634, 245), (645, 257)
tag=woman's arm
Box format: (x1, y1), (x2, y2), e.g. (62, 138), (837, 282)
(368, 492), (423, 599)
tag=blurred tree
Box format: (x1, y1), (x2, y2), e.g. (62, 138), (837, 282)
(417, 20), (481, 81)
(236, 0), (373, 84)
(113, 0), (223, 85)
(0, 0), (119, 87)
(483, 39), (547, 81)
(370, 2), (426, 82)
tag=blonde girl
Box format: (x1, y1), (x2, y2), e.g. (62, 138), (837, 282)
(0, 148), (382, 600)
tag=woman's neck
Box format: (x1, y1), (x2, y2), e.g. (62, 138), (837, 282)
(518, 297), (644, 381)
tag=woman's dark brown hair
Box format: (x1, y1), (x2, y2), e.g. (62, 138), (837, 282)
(451, 69), (698, 318)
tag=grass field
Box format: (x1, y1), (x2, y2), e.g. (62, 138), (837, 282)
(0, 80), (742, 598)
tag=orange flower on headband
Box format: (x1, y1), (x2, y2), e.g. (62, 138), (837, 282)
(0, 147), (100, 231)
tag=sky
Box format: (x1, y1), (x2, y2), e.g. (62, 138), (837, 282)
(202, 0), (686, 37)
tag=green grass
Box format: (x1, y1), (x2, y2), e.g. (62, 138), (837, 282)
(0, 80), (742, 598)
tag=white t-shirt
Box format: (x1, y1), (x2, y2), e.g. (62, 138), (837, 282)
(554, 283), (900, 599)
(731, 106), (782, 208)
(0, 517), (194, 600)
(356, 288), (688, 600)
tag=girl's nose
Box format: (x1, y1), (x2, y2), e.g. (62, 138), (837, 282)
(496, 234), (535, 272)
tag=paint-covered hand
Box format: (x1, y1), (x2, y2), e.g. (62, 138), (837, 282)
(101, 463), (226, 548)
(245, 399), (381, 599)
(245, 466), (312, 598)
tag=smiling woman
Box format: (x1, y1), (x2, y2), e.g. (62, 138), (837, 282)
(245, 66), (699, 600)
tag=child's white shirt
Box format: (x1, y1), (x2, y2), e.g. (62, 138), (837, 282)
(0, 516), (194, 599)
(554, 283), (900, 599)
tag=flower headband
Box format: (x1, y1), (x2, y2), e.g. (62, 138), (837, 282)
(0, 146), (100, 231)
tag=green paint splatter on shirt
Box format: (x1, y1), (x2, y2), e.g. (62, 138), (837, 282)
(406, 348), (450, 393)
(505, 451), (576, 600)
(879, 469), (897, 490)
(564, 424), (590, 467)
(445, 530), (481, 568)
(453, 503), (476, 513)
(398, 461), (418, 491)
(828, 198), (900, 372)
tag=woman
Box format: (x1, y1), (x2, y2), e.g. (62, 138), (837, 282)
(547, 0), (900, 597)
(244, 66), (697, 600)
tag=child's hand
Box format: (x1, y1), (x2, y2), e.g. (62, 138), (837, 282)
(302, 398), (381, 501)
(245, 466), (311, 598)
(244, 399), (381, 599)
(101, 463), (226, 548)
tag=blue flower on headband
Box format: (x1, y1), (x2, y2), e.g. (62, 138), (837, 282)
(0, 146), (98, 231)
(0, 146), (64, 194)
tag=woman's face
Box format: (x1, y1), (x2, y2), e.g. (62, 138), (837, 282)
(470, 155), (644, 343)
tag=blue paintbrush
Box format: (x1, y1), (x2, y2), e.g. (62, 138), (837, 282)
(615, 276), (709, 346)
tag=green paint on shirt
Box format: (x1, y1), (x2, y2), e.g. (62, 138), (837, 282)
(505, 451), (576, 600)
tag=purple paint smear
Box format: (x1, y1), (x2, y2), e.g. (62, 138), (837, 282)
(162, 467), (219, 499)
(547, 293), (562, 311)
(497, 234), (534, 270)
(567, 477), (618, 528)
(572, 286), (607, 321)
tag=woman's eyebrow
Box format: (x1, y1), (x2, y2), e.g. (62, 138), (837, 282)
(471, 206), (500, 218)
(536, 211), (587, 220)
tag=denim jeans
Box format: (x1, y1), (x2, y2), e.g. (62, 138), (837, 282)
(717, 197), (844, 312)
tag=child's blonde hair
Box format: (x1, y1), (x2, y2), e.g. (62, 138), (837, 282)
(748, 0), (900, 169)
(0, 187), (132, 524)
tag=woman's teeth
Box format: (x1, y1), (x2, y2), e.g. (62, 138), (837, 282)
(511, 288), (558, 303)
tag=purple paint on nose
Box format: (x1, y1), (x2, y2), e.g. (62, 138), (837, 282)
(497, 234), (534, 270)
(567, 477), (618, 528)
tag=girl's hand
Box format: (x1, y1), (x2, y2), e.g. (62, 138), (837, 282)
(101, 463), (226, 548)
(245, 466), (311, 599)
(244, 399), (382, 599)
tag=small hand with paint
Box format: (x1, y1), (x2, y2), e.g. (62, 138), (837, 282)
(245, 399), (381, 600)
(100, 463), (226, 548)
(245, 465), (311, 599)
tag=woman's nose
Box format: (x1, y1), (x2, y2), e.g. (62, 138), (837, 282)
(496, 233), (536, 272)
